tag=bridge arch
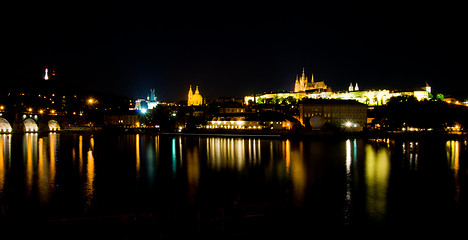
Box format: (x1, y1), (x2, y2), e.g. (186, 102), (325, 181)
(24, 118), (38, 132)
(0, 117), (12, 133)
(48, 119), (60, 131)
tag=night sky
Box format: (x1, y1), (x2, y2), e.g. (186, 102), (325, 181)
(4, 2), (466, 101)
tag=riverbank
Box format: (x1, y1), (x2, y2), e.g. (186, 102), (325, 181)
(93, 127), (468, 140)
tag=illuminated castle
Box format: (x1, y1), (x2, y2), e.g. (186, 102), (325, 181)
(188, 85), (203, 106)
(294, 68), (328, 92)
(245, 67), (431, 106)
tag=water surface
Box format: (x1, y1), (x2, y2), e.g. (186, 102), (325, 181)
(0, 133), (466, 235)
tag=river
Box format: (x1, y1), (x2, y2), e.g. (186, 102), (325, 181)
(0, 132), (466, 236)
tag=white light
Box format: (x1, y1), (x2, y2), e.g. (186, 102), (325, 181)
(345, 122), (352, 127)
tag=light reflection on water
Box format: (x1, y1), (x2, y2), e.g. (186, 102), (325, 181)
(84, 136), (95, 213)
(0, 133), (465, 228)
(205, 138), (262, 171)
(364, 143), (390, 223)
(446, 140), (460, 203)
(0, 134), (11, 197)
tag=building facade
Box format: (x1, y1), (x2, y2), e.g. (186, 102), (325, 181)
(188, 85), (203, 106)
(104, 114), (139, 127)
(206, 117), (262, 130)
(299, 99), (367, 131)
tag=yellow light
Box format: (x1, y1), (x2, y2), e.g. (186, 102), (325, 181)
(88, 98), (94, 104)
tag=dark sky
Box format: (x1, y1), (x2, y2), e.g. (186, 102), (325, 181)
(4, 2), (466, 101)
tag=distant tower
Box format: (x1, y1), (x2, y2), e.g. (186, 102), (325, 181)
(348, 82), (354, 92)
(150, 88), (156, 102)
(355, 83), (359, 91)
(44, 68), (49, 80)
(188, 85), (193, 106)
(294, 75), (300, 92)
(299, 68), (307, 92)
(294, 68), (309, 92)
(146, 88), (158, 109)
(425, 82), (431, 93)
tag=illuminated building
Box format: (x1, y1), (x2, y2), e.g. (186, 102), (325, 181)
(146, 89), (158, 109)
(128, 89), (158, 111)
(104, 114), (139, 127)
(245, 68), (331, 105)
(133, 99), (148, 111)
(349, 82), (359, 92)
(425, 82), (431, 93)
(329, 89), (392, 106)
(299, 99), (367, 131)
(188, 85), (203, 106)
(206, 117), (262, 130)
(220, 107), (246, 114)
(329, 88), (430, 106)
(294, 68), (328, 92)
(244, 68), (431, 106)
(413, 90), (429, 101)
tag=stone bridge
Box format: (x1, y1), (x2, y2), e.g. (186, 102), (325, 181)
(0, 112), (62, 133)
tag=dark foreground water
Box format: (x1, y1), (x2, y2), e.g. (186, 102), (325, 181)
(0, 133), (466, 237)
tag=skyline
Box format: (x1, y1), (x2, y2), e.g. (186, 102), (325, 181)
(4, 2), (466, 101)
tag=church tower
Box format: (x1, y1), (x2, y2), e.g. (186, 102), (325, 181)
(349, 83), (354, 92)
(188, 85), (193, 106)
(294, 75), (300, 92)
(425, 82), (431, 93)
(299, 68), (307, 92)
(188, 85), (203, 106)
